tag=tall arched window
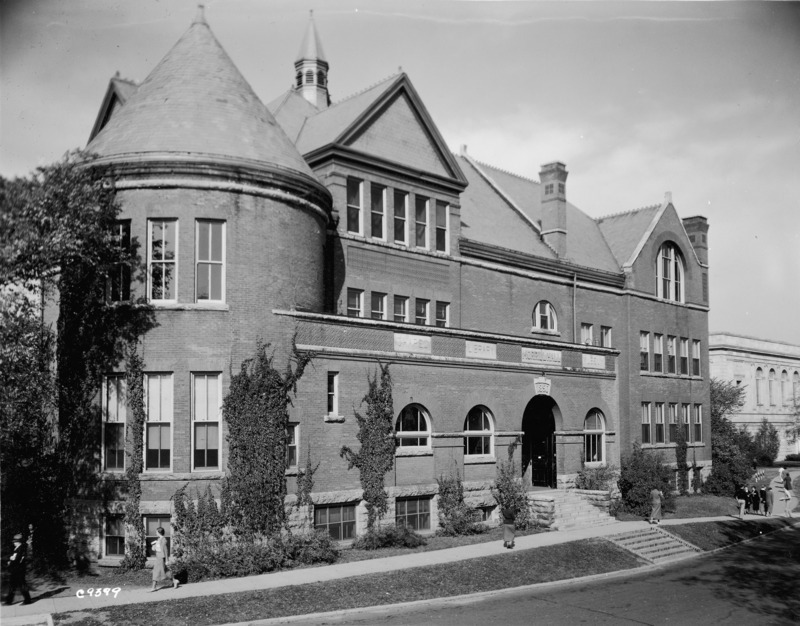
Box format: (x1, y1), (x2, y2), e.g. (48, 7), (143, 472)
(782, 370), (789, 405)
(395, 404), (430, 450)
(769, 369), (776, 406)
(532, 301), (557, 332)
(655, 243), (685, 302)
(755, 368), (763, 406)
(584, 410), (605, 464)
(463, 406), (494, 457)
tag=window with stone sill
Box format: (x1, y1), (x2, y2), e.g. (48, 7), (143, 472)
(396, 496), (431, 531)
(314, 504), (355, 541)
(104, 515), (125, 557)
(103, 374), (126, 471)
(395, 404), (431, 451)
(148, 219), (177, 302)
(463, 406), (493, 457)
(532, 301), (557, 333)
(584, 410), (605, 463)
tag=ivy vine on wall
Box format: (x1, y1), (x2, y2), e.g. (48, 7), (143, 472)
(340, 363), (395, 532)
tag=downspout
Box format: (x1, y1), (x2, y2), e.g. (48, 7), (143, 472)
(572, 273), (578, 343)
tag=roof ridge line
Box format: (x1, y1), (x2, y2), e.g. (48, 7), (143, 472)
(329, 72), (402, 109)
(464, 155), (539, 184)
(597, 203), (661, 221)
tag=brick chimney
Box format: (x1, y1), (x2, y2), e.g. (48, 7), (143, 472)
(682, 215), (709, 265)
(539, 162), (568, 257)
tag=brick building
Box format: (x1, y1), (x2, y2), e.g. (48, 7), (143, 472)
(84, 10), (711, 560)
(709, 332), (800, 460)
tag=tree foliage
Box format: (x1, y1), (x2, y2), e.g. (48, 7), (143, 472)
(0, 151), (153, 570)
(120, 344), (146, 570)
(704, 378), (753, 495)
(436, 465), (485, 536)
(340, 364), (396, 532)
(674, 425), (689, 495)
(618, 444), (675, 516)
(491, 438), (533, 530)
(753, 418), (780, 467)
(222, 340), (311, 536)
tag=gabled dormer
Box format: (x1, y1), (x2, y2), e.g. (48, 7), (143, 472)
(87, 73), (138, 143)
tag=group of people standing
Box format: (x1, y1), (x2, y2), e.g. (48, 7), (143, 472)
(735, 468), (794, 519)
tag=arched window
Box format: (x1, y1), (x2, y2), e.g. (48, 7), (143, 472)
(463, 406), (493, 457)
(794, 372), (800, 406)
(655, 243), (685, 302)
(317, 70), (326, 86)
(769, 369), (776, 406)
(305, 70), (314, 84)
(395, 404), (430, 449)
(755, 368), (763, 406)
(584, 410), (605, 464)
(782, 370), (789, 405)
(532, 301), (557, 332)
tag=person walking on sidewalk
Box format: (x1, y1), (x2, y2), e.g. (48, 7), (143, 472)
(501, 506), (516, 549)
(4, 534), (32, 605)
(735, 484), (748, 518)
(782, 472), (794, 518)
(150, 527), (170, 591)
(765, 486), (774, 516)
(649, 488), (664, 524)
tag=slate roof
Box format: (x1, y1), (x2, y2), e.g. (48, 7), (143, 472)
(457, 156), (622, 273)
(87, 11), (316, 179)
(296, 12), (326, 63)
(597, 205), (663, 267)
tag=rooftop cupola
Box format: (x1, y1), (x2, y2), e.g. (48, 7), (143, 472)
(294, 10), (330, 109)
(539, 162), (568, 257)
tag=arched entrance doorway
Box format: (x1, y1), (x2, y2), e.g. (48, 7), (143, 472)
(521, 395), (557, 488)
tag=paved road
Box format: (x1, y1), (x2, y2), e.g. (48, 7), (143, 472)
(283, 526), (799, 626)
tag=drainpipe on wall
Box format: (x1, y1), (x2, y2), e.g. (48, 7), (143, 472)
(573, 273), (578, 343)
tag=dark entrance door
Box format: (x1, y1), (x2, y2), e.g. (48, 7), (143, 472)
(522, 396), (557, 488)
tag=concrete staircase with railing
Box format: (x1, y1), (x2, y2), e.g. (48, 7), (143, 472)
(606, 526), (702, 564)
(528, 489), (617, 531)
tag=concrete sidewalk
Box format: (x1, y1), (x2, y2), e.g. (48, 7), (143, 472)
(3, 477), (796, 624)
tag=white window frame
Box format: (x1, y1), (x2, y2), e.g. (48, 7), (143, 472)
(667, 336), (677, 374)
(395, 404), (431, 451)
(107, 220), (131, 302)
(346, 177), (363, 235)
(532, 301), (557, 332)
(656, 242), (685, 302)
(655, 402), (665, 444)
(641, 402), (652, 444)
(434, 200), (449, 253)
(147, 219), (178, 303)
(414, 195), (429, 249)
(668, 403), (679, 442)
(104, 514), (125, 558)
(583, 410), (605, 464)
(195, 220), (226, 302)
(415, 298), (429, 325)
(103, 374), (127, 472)
(692, 340), (701, 376)
(393, 295), (408, 323)
(287, 423), (299, 470)
(755, 367), (763, 405)
(581, 323), (594, 345)
(191, 372), (221, 471)
(769, 369), (776, 406)
(463, 406), (494, 458)
(781, 370), (789, 406)
(640, 332), (650, 372)
(327, 372), (339, 417)
(435, 301), (449, 328)
(144, 515), (172, 558)
(653, 334), (664, 373)
(693, 404), (703, 442)
(680, 338), (689, 375)
(682, 403), (691, 441)
(346, 288), (363, 318)
(393, 190), (408, 245)
(145, 373), (173, 472)
(370, 292), (387, 320)
(600, 326), (612, 348)
(370, 183), (386, 241)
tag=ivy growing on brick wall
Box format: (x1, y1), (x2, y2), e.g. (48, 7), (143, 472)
(340, 364), (395, 532)
(120, 343), (146, 570)
(223, 340), (311, 536)
(295, 441), (319, 509)
(674, 426), (689, 495)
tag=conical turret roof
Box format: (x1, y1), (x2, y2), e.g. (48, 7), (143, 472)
(87, 8), (316, 179)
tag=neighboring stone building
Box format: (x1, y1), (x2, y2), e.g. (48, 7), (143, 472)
(709, 332), (800, 460)
(82, 9), (711, 561)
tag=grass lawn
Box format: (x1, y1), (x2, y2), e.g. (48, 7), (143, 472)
(26, 525), (546, 600)
(52, 539), (642, 626)
(665, 518), (797, 551)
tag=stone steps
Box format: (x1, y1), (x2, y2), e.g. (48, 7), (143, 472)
(607, 527), (701, 564)
(530, 489), (617, 531)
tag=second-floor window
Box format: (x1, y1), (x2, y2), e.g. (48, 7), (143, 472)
(600, 326), (612, 348)
(532, 301), (557, 332)
(371, 292), (386, 320)
(581, 323), (594, 345)
(435, 301), (449, 328)
(415, 298), (429, 325)
(692, 340), (701, 376)
(346, 178), (363, 234)
(148, 219), (177, 301)
(103, 374), (126, 471)
(192, 373), (220, 470)
(346, 288), (363, 317)
(667, 336), (677, 374)
(393, 190), (408, 244)
(680, 338), (689, 375)
(415, 196), (428, 248)
(393, 295), (408, 323)
(653, 334), (663, 372)
(640, 332), (650, 371)
(641, 402), (651, 444)
(108, 220), (131, 302)
(145, 373), (173, 471)
(327, 372), (339, 416)
(435, 201), (448, 253)
(371, 184), (386, 240)
(655, 403), (665, 443)
(196, 220), (224, 301)
(668, 403), (678, 442)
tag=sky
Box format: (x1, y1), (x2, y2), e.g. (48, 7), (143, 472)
(2, 0), (799, 344)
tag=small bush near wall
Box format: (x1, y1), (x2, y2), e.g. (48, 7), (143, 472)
(352, 525), (427, 550)
(785, 454), (800, 462)
(436, 468), (489, 537)
(492, 459), (534, 530)
(575, 465), (619, 491)
(618, 444), (675, 517)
